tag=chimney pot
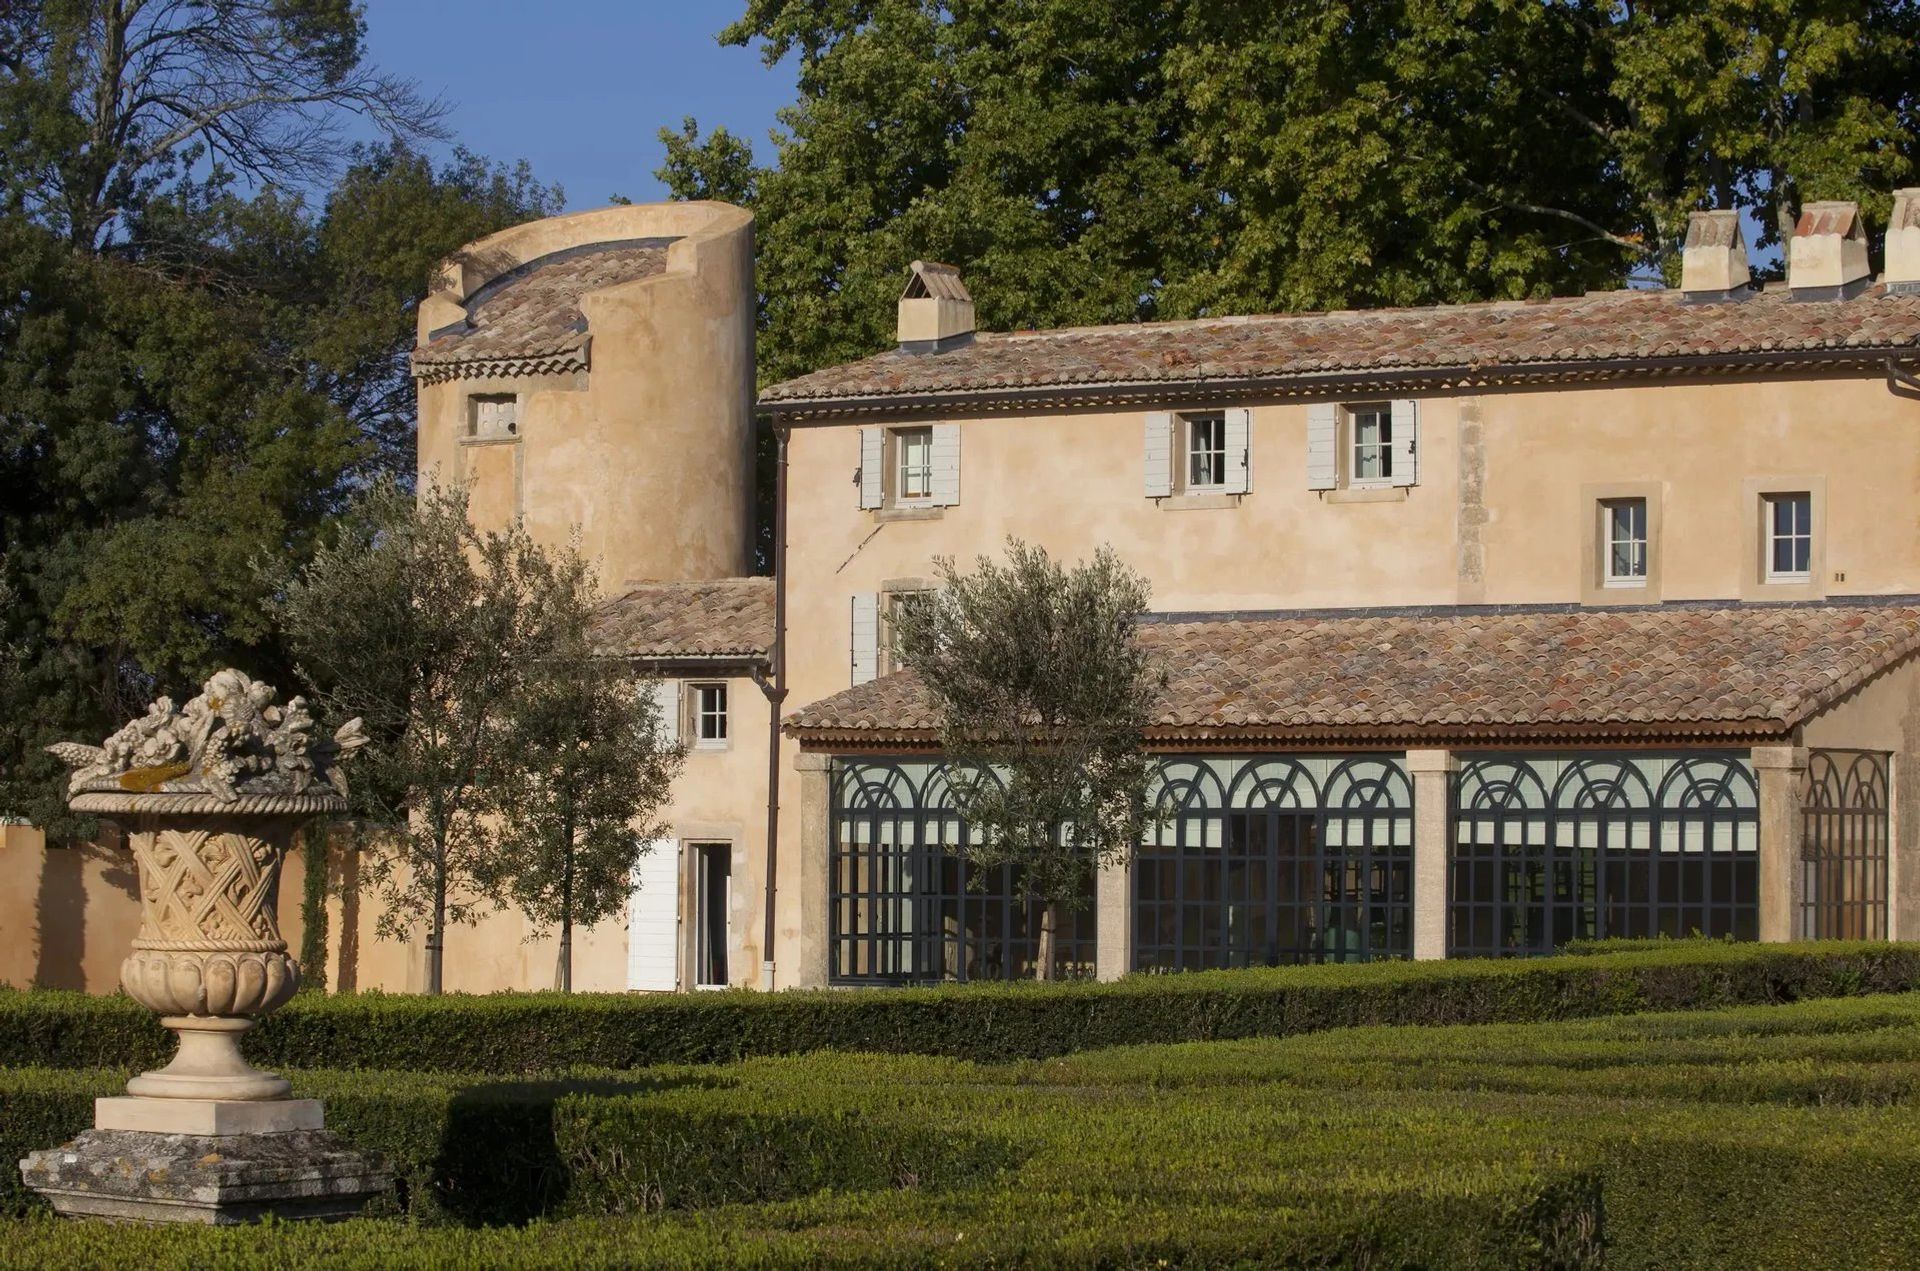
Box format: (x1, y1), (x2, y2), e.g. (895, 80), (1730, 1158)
(1679, 210), (1751, 301)
(1886, 188), (1920, 294)
(1787, 200), (1870, 300)
(897, 261), (975, 352)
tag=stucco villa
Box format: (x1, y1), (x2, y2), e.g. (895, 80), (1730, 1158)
(9, 194), (1920, 994)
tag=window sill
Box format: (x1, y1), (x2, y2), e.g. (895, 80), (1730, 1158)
(1159, 492), (1242, 511)
(691, 741), (731, 754)
(1324, 486), (1408, 505)
(459, 435), (520, 447)
(874, 505), (944, 523)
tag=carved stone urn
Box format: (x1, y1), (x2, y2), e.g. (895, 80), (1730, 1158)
(21, 670), (388, 1223)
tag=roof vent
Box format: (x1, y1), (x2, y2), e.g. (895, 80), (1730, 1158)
(897, 261), (975, 353)
(1787, 200), (1870, 301)
(1886, 188), (1920, 294)
(1679, 210), (1751, 301)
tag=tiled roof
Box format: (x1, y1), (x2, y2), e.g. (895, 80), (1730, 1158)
(413, 239), (675, 381)
(593, 577), (775, 662)
(759, 285), (1920, 412)
(785, 601), (1920, 746)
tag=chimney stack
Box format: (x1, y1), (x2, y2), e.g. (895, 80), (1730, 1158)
(1787, 200), (1869, 300)
(1679, 210), (1751, 301)
(897, 261), (975, 353)
(1886, 189), (1920, 294)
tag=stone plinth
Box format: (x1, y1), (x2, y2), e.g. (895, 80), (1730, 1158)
(21, 1129), (388, 1225)
(24, 669), (388, 1224)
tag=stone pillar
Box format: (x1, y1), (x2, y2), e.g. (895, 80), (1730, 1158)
(1095, 853), (1134, 982)
(792, 751), (833, 989)
(1754, 745), (1809, 942)
(1406, 748), (1456, 961)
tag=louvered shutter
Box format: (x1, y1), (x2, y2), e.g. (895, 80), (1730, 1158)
(850, 593), (880, 685)
(1224, 408), (1252, 494)
(1389, 399), (1419, 487)
(1143, 412), (1173, 497)
(858, 428), (884, 509)
(651, 679), (681, 745)
(1306, 403), (1339, 490)
(626, 840), (680, 991)
(930, 423), (961, 506)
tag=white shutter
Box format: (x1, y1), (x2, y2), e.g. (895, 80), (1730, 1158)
(1389, 398), (1419, 488)
(651, 679), (681, 745)
(1224, 407), (1251, 494)
(858, 428), (884, 509)
(626, 840), (680, 991)
(930, 423), (961, 506)
(1143, 412), (1173, 497)
(851, 593), (880, 685)
(1306, 402), (1338, 491)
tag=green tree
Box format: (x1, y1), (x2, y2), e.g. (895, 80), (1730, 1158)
(1, 0), (446, 249)
(891, 540), (1165, 979)
(664, 0), (1919, 388)
(275, 482), (548, 995)
(480, 552), (683, 992)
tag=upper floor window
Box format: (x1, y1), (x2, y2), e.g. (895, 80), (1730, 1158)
(892, 427), (933, 503)
(1765, 493), (1813, 583)
(1306, 400), (1418, 492)
(690, 682), (728, 748)
(1601, 498), (1648, 587)
(1182, 411), (1227, 490)
(858, 424), (959, 510)
(1349, 404), (1394, 485)
(470, 394), (518, 439)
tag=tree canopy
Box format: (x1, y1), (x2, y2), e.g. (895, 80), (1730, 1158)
(0, 2), (559, 831)
(663, 0), (1920, 389)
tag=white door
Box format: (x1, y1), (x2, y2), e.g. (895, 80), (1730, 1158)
(626, 839), (680, 991)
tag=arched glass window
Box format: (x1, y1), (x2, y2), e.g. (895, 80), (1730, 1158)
(1449, 753), (1758, 957)
(1800, 749), (1890, 940)
(829, 759), (1094, 985)
(1134, 755), (1412, 972)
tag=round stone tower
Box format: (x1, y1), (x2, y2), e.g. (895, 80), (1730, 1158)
(413, 201), (756, 585)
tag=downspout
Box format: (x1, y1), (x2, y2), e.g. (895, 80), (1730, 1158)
(754, 422), (791, 987)
(1889, 357), (1920, 398)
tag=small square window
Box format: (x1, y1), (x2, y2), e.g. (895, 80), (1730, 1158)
(889, 427), (933, 504)
(1601, 498), (1648, 587)
(1764, 493), (1813, 583)
(1180, 412), (1227, 490)
(470, 394), (518, 439)
(1349, 404), (1393, 484)
(690, 682), (728, 748)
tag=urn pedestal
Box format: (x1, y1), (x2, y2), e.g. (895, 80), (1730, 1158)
(19, 671), (388, 1224)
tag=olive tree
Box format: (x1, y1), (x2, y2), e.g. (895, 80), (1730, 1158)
(891, 539), (1164, 979)
(477, 551), (682, 992)
(276, 480), (544, 995)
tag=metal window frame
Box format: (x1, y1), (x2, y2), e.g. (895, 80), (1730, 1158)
(1449, 752), (1759, 958)
(828, 759), (1095, 986)
(1133, 755), (1413, 973)
(1800, 748), (1890, 940)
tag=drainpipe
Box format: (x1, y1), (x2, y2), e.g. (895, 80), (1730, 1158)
(754, 422), (791, 987)
(1889, 357), (1920, 398)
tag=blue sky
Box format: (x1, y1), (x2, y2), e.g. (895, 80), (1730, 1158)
(356, 1), (794, 209)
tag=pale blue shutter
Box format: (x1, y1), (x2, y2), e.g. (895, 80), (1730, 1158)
(1306, 403), (1338, 490)
(1389, 399), (1419, 487)
(930, 423), (960, 506)
(858, 428), (884, 509)
(850, 593), (880, 684)
(1143, 412), (1173, 497)
(1224, 408), (1251, 494)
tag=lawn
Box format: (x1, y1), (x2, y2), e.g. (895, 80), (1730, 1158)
(7, 987), (1920, 1266)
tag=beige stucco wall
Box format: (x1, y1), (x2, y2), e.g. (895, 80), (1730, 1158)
(763, 371), (1920, 982)
(0, 824), (315, 994)
(417, 201), (756, 590)
(331, 672), (771, 993)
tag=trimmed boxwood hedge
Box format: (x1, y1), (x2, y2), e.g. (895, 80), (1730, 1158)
(4, 941), (1916, 1073)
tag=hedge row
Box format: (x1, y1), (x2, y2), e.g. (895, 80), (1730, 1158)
(13, 991), (1920, 1264)
(4, 941), (1916, 1073)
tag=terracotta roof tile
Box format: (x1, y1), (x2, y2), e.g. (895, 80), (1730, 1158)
(785, 601), (1920, 745)
(760, 286), (1920, 409)
(414, 239), (675, 378)
(593, 577), (774, 662)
